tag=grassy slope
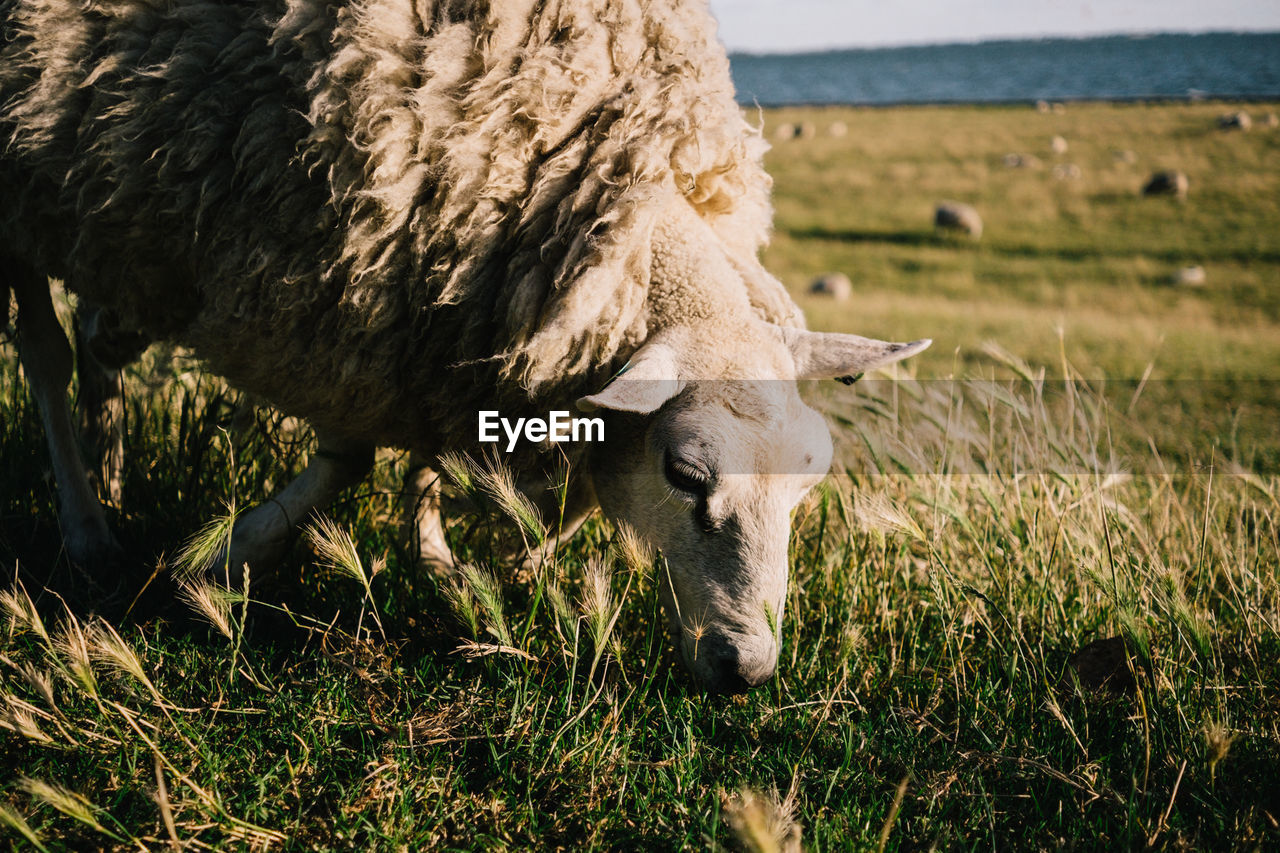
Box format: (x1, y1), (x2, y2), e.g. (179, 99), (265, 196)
(1, 102), (1278, 850)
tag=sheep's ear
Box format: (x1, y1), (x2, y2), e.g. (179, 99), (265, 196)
(782, 327), (932, 380)
(577, 342), (684, 414)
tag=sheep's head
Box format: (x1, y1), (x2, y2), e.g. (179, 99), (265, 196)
(579, 323), (930, 693)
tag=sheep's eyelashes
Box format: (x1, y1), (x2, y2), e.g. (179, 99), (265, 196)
(664, 454), (709, 495)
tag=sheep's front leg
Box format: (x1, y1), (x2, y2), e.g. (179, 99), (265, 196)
(222, 436), (373, 579)
(403, 457), (455, 575)
(10, 268), (117, 567)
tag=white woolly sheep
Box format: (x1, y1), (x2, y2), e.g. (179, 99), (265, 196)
(934, 201), (983, 240)
(2, 0), (930, 692)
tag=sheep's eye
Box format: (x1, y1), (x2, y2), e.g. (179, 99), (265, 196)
(665, 454), (708, 495)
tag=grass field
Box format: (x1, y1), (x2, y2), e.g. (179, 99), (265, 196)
(2, 101), (1279, 850)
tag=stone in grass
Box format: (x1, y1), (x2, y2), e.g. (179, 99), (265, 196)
(1173, 265), (1207, 287)
(809, 272), (852, 300)
(1063, 635), (1139, 696)
(1142, 170), (1189, 200)
(934, 201), (983, 239)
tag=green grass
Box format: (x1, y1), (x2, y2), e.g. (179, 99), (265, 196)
(2, 101), (1279, 850)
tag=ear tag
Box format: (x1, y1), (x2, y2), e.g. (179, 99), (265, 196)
(835, 373), (864, 386)
(610, 360), (633, 381)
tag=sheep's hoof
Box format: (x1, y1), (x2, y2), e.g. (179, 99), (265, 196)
(209, 502), (295, 586)
(61, 523), (129, 609)
(62, 515), (122, 570)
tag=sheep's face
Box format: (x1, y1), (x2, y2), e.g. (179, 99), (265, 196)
(585, 379), (830, 692)
(579, 324), (930, 692)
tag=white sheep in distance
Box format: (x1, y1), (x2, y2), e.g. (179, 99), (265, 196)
(1, 0), (930, 693)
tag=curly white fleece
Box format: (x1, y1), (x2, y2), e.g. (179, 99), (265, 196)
(1, 0), (800, 458)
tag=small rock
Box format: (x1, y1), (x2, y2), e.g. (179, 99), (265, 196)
(828, 120), (848, 138)
(934, 201), (983, 239)
(1217, 111), (1252, 131)
(1063, 636), (1139, 696)
(1050, 134), (1068, 155)
(1142, 170), (1189, 200)
(809, 272), (853, 300)
(1173, 265), (1207, 286)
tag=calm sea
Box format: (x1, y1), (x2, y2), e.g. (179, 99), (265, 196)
(728, 32), (1280, 106)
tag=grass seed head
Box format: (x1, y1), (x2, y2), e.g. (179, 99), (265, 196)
(722, 787), (801, 853)
(174, 505), (239, 581)
(0, 585), (49, 642)
(179, 580), (236, 640)
(0, 698), (54, 744)
(437, 451), (478, 495)
(306, 515), (369, 587)
(19, 778), (112, 838)
(458, 563), (512, 647)
(1204, 720), (1236, 782)
(443, 575), (481, 640)
(0, 803), (49, 853)
(612, 523), (654, 576)
(476, 460), (547, 547)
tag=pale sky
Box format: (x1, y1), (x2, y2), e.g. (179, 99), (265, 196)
(708, 0), (1280, 53)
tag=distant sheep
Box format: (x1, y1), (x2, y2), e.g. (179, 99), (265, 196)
(934, 201), (983, 239)
(809, 273), (853, 301)
(1217, 111), (1252, 131)
(1, 0), (929, 692)
(1172, 266), (1207, 287)
(1003, 153), (1042, 169)
(1142, 170), (1190, 200)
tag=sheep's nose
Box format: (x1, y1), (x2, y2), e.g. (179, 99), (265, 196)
(700, 635), (777, 694)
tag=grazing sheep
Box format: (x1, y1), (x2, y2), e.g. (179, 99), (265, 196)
(773, 122), (799, 141)
(0, 0), (930, 692)
(1217, 111), (1252, 131)
(1002, 152), (1042, 169)
(1142, 170), (1190, 200)
(828, 120), (848, 138)
(934, 201), (983, 240)
(808, 273), (852, 301)
(1050, 135), (1068, 155)
(1172, 265), (1207, 287)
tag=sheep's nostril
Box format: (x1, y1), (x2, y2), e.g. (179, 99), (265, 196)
(698, 636), (777, 694)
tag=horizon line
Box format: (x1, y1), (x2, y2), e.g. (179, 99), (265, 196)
(724, 27), (1280, 58)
